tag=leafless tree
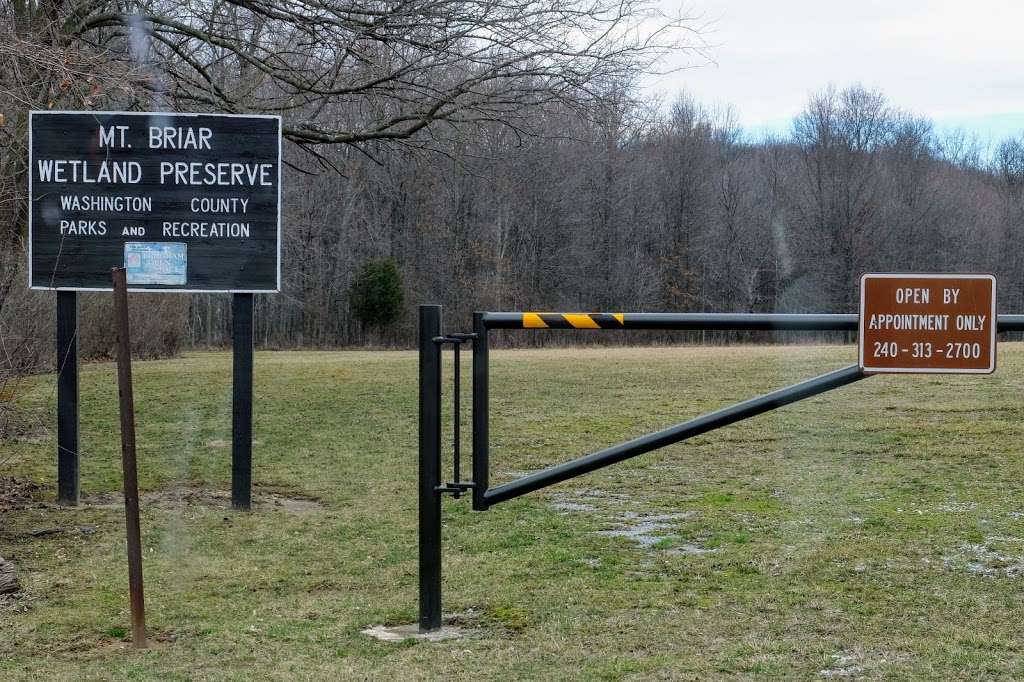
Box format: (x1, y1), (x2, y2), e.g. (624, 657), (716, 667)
(62, 0), (702, 153)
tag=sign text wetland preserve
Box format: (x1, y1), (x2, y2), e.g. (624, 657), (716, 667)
(29, 111), (281, 291)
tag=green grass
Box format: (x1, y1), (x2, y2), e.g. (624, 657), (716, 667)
(4, 344), (1024, 679)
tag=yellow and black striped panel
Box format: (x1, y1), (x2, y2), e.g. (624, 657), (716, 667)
(522, 313), (625, 329)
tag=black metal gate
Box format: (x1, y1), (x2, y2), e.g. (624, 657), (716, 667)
(417, 305), (1024, 631)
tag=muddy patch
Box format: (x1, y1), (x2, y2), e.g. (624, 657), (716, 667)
(0, 555), (19, 595)
(0, 525), (97, 541)
(84, 487), (323, 513)
(0, 590), (37, 615)
(0, 477), (42, 512)
(46, 628), (175, 659)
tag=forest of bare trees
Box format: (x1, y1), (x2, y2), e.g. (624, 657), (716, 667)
(3, 2), (1024, 361)
(181, 84), (1023, 348)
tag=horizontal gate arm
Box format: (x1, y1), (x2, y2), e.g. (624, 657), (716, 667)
(482, 312), (1024, 333)
(481, 364), (868, 508)
(998, 315), (1024, 332)
(483, 312), (859, 331)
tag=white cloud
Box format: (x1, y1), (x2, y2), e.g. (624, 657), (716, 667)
(646, 0), (1024, 132)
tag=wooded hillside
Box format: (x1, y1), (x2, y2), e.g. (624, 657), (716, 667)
(200, 86), (1024, 347)
(2, 2), (1023, 356)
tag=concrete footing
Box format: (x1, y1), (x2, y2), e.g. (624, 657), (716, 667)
(361, 623), (470, 642)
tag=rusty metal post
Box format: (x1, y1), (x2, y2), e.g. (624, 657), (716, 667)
(111, 268), (147, 649)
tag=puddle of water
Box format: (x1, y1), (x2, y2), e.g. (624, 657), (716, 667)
(574, 489), (633, 504)
(667, 543), (713, 556)
(819, 653), (863, 678)
(595, 524), (667, 548)
(944, 542), (1024, 578)
(619, 511), (695, 522)
(594, 512), (697, 549)
(496, 470), (533, 479)
(548, 491), (710, 555)
(550, 501), (597, 513)
(937, 501), (977, 513)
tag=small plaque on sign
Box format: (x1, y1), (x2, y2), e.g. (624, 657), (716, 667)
(125, 242), (187, 286)
(859, 273), (996, 374)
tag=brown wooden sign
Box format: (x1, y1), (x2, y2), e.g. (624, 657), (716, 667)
(859, 273), (996, 374)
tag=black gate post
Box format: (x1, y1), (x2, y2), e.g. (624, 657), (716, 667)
(232, 293), (254, 510)
(471, 312), (489, 511)
(419, 304), (443, 631)
(56, 290), (79, 506)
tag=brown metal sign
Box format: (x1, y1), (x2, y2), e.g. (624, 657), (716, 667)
(859, 273), (996, 374)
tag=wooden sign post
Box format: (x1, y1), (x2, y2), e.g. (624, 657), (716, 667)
(111, 267), (147, 649)
(859, 273), (996, 374)
(29, 111), (281, 508)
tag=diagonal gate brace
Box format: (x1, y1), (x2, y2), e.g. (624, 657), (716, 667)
(481, 364), (869, 506)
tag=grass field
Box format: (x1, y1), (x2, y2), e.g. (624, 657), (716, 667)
(4, 344), (1024, 680)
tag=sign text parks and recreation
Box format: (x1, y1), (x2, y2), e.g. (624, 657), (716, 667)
(29, 111), (281, 291)
(859, 273), (996, 374)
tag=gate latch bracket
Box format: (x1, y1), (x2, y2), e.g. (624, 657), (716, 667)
(435, 481), (476, 496)
(431, 332), (478, 499)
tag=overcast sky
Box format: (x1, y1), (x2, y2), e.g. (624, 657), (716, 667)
(644, 0), (1024, 143)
